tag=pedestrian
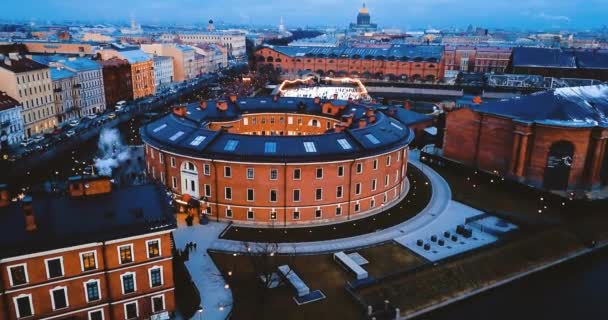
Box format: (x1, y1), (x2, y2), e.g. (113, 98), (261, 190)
(193, 242), (197, 251)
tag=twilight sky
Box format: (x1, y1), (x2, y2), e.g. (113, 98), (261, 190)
(3, 0), (607, 30)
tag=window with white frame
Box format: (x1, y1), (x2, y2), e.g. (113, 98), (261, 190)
(336, 186), (343, 198)
(13, 294), (34, 318)
(246, 168), (254, 180)
(224, 166), (231, 177)
(247, 189), (254, 201)
(151, 294), (166, 313)
(147, 239), (161, 258)
(170, 157), (176, 167)
(118, 245), (133, 264)
(355, 183), (362, 195)
(172, 176), (177, 189)
(270, 168), (278, 180)
(45, 257), (64, 279)
(372, 179), (377, 191)
(121, 272), (136, 294)
(149, 266), (163, 287)
(203, 163), (211, 176)
(124, 301), (138, 319)
(270, 190), (278, 202)
(356, 163), (363, 174)
(204, 184), (211, 197)
(247, 210), (254, 220)
(84, 279), (101, 302)
(225, 187), (232, 200)
(8, 264), (28, 287)
(373, 159), (378, 170)
(385, 174), (390, 187)
(80, 251), (97, 272)
(293, 168), (301, 180)
(293, 189), (300, 202)
(315, 188), (322, 201)
(88, 309), (104, 320)
(386, 155), (391, 166)
(316, 168), (323, 179)
(338, 165), (344, 177)
(50, 286), (69, 310)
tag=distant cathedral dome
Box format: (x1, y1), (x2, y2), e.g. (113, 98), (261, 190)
(359, 3), (369, 14)
(209, 19), (214, 24)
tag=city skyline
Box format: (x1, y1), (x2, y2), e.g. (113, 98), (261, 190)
(3, 0), (608, 30)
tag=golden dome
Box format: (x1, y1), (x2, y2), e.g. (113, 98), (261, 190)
(359, 3), (369, 14)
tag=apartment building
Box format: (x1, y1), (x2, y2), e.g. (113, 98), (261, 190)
(141, 43), (196, 82)
(0, 177), (177, 320)
(99, 48), (155, 99)
(158, 31), (246, 58)
(0, 53), (55, 137)
(152, 55), (174, 91)
(101, 58), (134, 108)
(0, 92), (24, 149)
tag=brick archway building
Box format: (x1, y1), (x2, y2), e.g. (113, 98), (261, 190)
(141, 96), (417, 226)
(255, 45), (445, 82)
(443, 85), (608, 192)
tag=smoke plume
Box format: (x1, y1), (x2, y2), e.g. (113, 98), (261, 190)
(94, 128), (131, 177)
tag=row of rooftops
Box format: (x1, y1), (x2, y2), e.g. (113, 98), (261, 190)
(512, 47), (608, 70)
(141, 96), (430, 162)
(261, 44), (443, 62)
(0, 178), (176, 259)
(0, 53), (48, 73)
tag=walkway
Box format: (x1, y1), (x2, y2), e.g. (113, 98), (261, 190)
(173, 219), (233, 320)
(208, 155), (453, 254)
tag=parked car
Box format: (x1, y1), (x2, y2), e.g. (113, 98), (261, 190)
(108, 112), (117, 119)
(32, 135), (44, 143)
(65, 130), (76, 137)
(87, 114), (98, 119)
(20, 138), (33, 147)
(69, 119), (80, 127)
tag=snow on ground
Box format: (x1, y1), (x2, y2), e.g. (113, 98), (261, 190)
(173, 219), (233, 320)
(394, 201), (515, 262)
(282, 86), (364, 100)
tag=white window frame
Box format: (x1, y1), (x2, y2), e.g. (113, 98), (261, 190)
(385, 174), (390, 187)
(123, 301), (139, 319)
(386, 155), (392, 166)
(356, 163), (363, 174)
(172, 176), (177, 189)
(224, 166), (231, 178)
(270, 168), (278, 180)
(146, 238), (162, 259)
(247, 188), (254, 202)
(373, 159), (378, 170)
(372, 179), (377, 191)
(337, 165), (344, 177)
(203, 163), (211, 176)
(293, 168), (301, 180)
(270, 189), (278, 202)
(50, 285), (69, 310)
(315, 167), (323, 179)
(355, 183), (362, 195)
(336, 185), (343, 199)
(117, 244), (134, 265)
(225, 187), (232, 200)
(293, 189), (301, 202)
(225, 208), (233, 218)
(120, 272), (137, 295)
(88, 309), (105, 320)
(13, 293), (34, 319)
(151, 294), (166, 313)
(7, 263), (29, 287)
(170, 157), (176, 168)
(315, 188), (323, 201)
(246, 168), (254, 180)
(83, 279), (102, 303)
(79, 250), (98, 272)
(204, 184), (211, 197)
(148, 266), (164, 288)
(247, 209), (254, 220)
(44, 256), (65, 279)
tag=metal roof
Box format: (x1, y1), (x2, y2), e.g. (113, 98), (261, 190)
(141, 96), (415, 163)
(471, 85), (608, 128)
(265, 44), (443, 62)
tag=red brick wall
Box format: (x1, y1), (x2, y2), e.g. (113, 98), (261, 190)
(443, 108), (482, 165)
(1, 232), (175, 320)
(146, 144), (409, 225)
(256, 48), (444, 81)
(477, 115), (515, 173)
(526, 125), (592, 189)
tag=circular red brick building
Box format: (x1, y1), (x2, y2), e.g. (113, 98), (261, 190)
(141, 95), (416, 226)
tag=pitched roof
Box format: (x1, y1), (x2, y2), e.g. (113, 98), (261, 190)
(0, 91), (19, 112)
(0, 55), (48, 73)
(471, 85), (608, 128)
(511, 47), (576, 68)
(0, 183), (176, 259)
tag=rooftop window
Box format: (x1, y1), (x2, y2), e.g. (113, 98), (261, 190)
(190, 136), (206, 146)
(390, 122), (404, 130)
(153, 124), (167, 133)
(303, 141), (317, 153)
(169, 131), (184, 141)
(224, 139), (239, 151)
(365, 134), (380, 145)
(264, 142), (277, 153)
(337, 139), (352, 150)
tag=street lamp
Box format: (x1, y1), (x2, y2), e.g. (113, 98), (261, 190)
(197, 306), (203, 320)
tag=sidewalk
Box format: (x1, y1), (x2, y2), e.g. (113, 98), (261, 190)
(173, 219), (233, 320)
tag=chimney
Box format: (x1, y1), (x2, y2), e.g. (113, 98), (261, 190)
(22, 196), (37, 232)
(334, 124), (346, 133)
(4, 58), (11, 66)
(200, 100), (207, 109)
(369, 114), (376, 123)
(8, 52), (20, 60)
(313, 97), (321, 105)
(404, 100), (412, 110)
(365, 107), (375, 117)
(0, 184), (9, 208)
(341, 114), (353, 127)
(358, 118), (367, 129)
(172, 105), (187, 117)
(216, 100), (228, 111)
(229, 95), (237, 104)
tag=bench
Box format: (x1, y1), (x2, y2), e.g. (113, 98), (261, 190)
(278, 265), (310, 297)
(334, 251), (368, 280)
